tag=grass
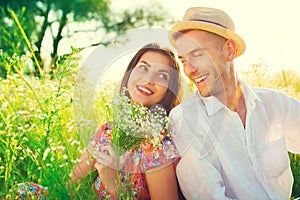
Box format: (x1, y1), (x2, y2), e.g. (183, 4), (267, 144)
(0, 51), (88, 199)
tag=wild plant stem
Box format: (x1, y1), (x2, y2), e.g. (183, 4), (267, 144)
(10, 9), (44, 77)
(12, 65), (44, 112)
(0, 109), (8, 126)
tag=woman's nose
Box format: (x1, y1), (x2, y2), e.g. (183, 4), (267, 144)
(144, 73), (155, 85)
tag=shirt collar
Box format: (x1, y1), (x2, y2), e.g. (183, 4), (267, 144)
(196, 92), (225, 116)
(239, 80), (262, 109)
(195, 79), (262, 116)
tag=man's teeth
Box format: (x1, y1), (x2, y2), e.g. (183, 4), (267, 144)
(138, 86), (152, 94)
(195, 75), (208, 83)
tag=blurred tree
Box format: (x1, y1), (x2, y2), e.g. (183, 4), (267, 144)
(0, 0), (172, 77)
(0, 6), (34, 77)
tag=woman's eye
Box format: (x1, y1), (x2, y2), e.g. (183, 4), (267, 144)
(158, 73), (169, 81)
(138, 65), (148, 71)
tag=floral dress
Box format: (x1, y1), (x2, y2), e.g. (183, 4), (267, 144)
(89, 123), (178, 200)
(15, 182), (48, 199)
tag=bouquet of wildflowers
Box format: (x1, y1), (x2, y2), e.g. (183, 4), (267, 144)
(105, 89), (169, 154)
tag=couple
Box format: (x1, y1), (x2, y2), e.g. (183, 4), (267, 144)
(72, 7), (300, 200)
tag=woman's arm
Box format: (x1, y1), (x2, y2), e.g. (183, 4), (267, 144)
(69, 124), (110, 184)
(69, 151), (95, 183)
(94, 144), (119, 199)
(146, 162), (179, 200)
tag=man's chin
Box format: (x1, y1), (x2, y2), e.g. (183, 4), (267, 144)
(198, 90), (210, 97)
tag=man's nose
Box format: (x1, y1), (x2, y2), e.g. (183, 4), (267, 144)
(183, 60), (197, 75)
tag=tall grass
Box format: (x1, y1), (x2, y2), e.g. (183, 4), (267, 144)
(0, 49), (99, 199)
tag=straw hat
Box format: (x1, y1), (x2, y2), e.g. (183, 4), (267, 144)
(169, 7), (246, 57)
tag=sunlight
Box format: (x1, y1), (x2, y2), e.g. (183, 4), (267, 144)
(109, 0), (300, 71)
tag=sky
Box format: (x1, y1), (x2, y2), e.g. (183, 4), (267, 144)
(105, 0), (300, 72)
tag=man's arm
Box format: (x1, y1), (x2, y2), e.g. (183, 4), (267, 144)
(176, 149), (235, 200)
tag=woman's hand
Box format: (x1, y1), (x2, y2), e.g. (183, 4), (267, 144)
(94, 143), (117, 169)
(67, 150), (94, 185)
(93, 143), (119, 198)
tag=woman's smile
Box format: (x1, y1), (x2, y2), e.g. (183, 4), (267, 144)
(137, 85), (154, 95)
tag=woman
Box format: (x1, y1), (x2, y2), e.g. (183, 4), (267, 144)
(70, 43), (182, 199)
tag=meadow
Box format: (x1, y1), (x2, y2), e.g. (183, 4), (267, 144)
(0, 49), (299, 199)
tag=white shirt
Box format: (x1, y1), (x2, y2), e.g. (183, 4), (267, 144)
(169, 80), (300, 200)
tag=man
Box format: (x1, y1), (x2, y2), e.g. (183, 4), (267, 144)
(168, 7), (300, 199)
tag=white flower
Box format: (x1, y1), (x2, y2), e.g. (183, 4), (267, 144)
(1, 101), (9, 111)
(104, 89), (170, 152)
(43, 148), (51, 160)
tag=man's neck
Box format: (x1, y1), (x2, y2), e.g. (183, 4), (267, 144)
(225, 81), (247, 127)
(227, 82), (242, 111)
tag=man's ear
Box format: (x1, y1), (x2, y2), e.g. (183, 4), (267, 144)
(225, 39), (237, 61)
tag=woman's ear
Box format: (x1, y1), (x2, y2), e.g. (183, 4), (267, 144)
(225, 39), (237, 61)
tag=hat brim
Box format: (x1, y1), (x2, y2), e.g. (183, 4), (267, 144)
(169, 21), (246, 57)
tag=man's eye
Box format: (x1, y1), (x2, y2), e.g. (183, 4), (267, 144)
(193, 52), (203, 57)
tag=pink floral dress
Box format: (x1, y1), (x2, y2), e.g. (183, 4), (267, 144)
(89, 123), (178, 200)
(15, 182), (48, 199)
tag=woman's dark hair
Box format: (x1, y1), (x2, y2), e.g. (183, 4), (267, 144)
(119, 43), (181, 114)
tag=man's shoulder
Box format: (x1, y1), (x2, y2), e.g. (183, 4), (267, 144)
(169, 92), (208, 125)
(171, 92), (200, 113)
(251, 87), (288, 100)
(249, 87), (299, 112)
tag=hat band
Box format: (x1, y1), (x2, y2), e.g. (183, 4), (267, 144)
(189, 19), (227, 29)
